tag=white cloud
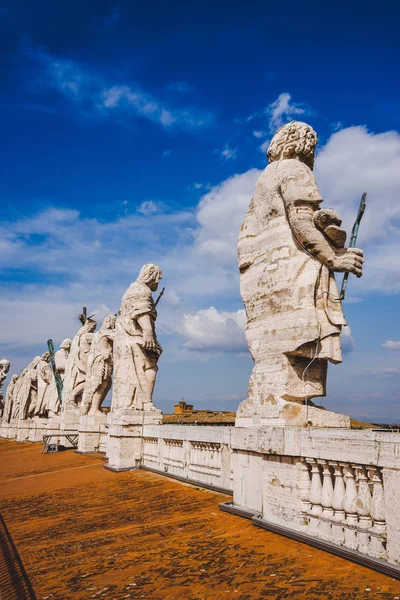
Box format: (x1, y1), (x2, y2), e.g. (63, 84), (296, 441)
(315, 126), (400, 292)
(267, 92), (305, 132)
(137, 201), (162, 216)
(28, 48), (212, 132)
(220, 145), (237, 161)
(259, 139), (270, 153)
(181, 307), (246, 352)
(341, 325), (354, 354)
(253, 130), (264, 138)
(382, 340), (400, 350)
(195, 169), (260, 266)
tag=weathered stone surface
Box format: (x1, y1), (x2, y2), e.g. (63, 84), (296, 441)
(61, 319), (96, 431)
(237, 121), (363, 427)
(112, 264), (163, 418)
(81, 314), (115, 417)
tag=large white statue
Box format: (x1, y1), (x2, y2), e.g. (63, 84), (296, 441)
(113, 264), (162, 412)
(82, 314), (116, 416)
(237, 121), (363, 426)
(62, 321), (96, 409)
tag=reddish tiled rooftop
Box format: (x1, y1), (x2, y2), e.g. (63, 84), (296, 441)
(1, 438), (399, 599)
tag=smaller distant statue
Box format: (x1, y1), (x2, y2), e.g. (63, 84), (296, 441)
(113, 264), (163, 412)
(0, 357), (10, 417)
(55, 339), (72, 382)
(2, 374), (18, 423)
(34, 352), (53, 417)
(62, 320), (96, 409)
(18, 356), (41, 420)
(82, 314), (116, 416)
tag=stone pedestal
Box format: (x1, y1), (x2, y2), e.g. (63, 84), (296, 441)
(16, 420), (32, 442)
(235, 397), (350, 428)
(28, 417), (48, 442)
(60, 410), (80, 447)
(77, 414), (107, 454)
(0, 423), (10, 438)
(5, 420), (18, 439)
(106, 408), (162, 472)
(46, 416), (61, 437)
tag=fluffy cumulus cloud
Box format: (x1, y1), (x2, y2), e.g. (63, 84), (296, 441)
(315, 126), (400, 292)
(181, 307), (246, 352)
(382, 340), (400, 350)
(341, 325), (354, 354)
(195, 169), (260, 265)
(2, 121), (400, 370)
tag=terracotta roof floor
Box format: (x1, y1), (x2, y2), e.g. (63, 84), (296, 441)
(1, 438), (399, 600)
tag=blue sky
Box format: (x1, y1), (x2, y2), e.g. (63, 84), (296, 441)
(1, 0), (400, 421)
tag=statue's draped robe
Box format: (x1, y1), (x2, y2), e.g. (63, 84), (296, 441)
(81, 329), (113, 414)
(238, 159), (346, 401)
(62, 326), (93, 408)
(3, 377), (17, 423)
(35, 359), (54, 416)
(113, 281), (161, 410)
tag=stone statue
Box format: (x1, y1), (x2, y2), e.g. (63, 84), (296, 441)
(34, 352), (54, 417)
(2, 374), (18, 423)
(17, 356), (41, 420)
(62, 321), (96, 409)
(113, 264), (163, 413)
(237, 121), (364, 427)
(82, 314), (116, 416)
(0, 357), (10, 417)
(55, 339), (72, 382)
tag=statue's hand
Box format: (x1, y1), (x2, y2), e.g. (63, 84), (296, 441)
(329, 248), (364, 277)
(142, 331), (157, 352)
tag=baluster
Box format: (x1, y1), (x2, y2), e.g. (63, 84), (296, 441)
(342, 464), (358, 550)
(298, 459), (312, 515)
(369, 467), (387, 559)
(354, 465), (372, 554)
(308, 459), (322, 535)
(319, 460), (334, 539)
(330, 462), (345, 545)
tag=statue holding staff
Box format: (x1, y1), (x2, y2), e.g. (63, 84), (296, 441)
(237, 121), (364, 425)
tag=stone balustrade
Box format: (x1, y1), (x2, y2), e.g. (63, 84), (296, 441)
(300, 459), (387, 559)
(141, 425), (233, 492)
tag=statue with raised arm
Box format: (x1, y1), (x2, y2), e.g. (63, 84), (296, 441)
(237, 121), (364, 427)
(82, 314), (116, 416)
(113, 264), (163, 413)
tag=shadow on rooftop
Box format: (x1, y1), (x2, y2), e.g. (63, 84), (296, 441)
(0, 512), (37, 600)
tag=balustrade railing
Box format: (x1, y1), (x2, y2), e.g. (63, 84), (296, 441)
(300, 459), (387, 559)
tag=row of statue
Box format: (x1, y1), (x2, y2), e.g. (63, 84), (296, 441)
(0, 263), (163, 426)
(1, 121), (364, 430)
